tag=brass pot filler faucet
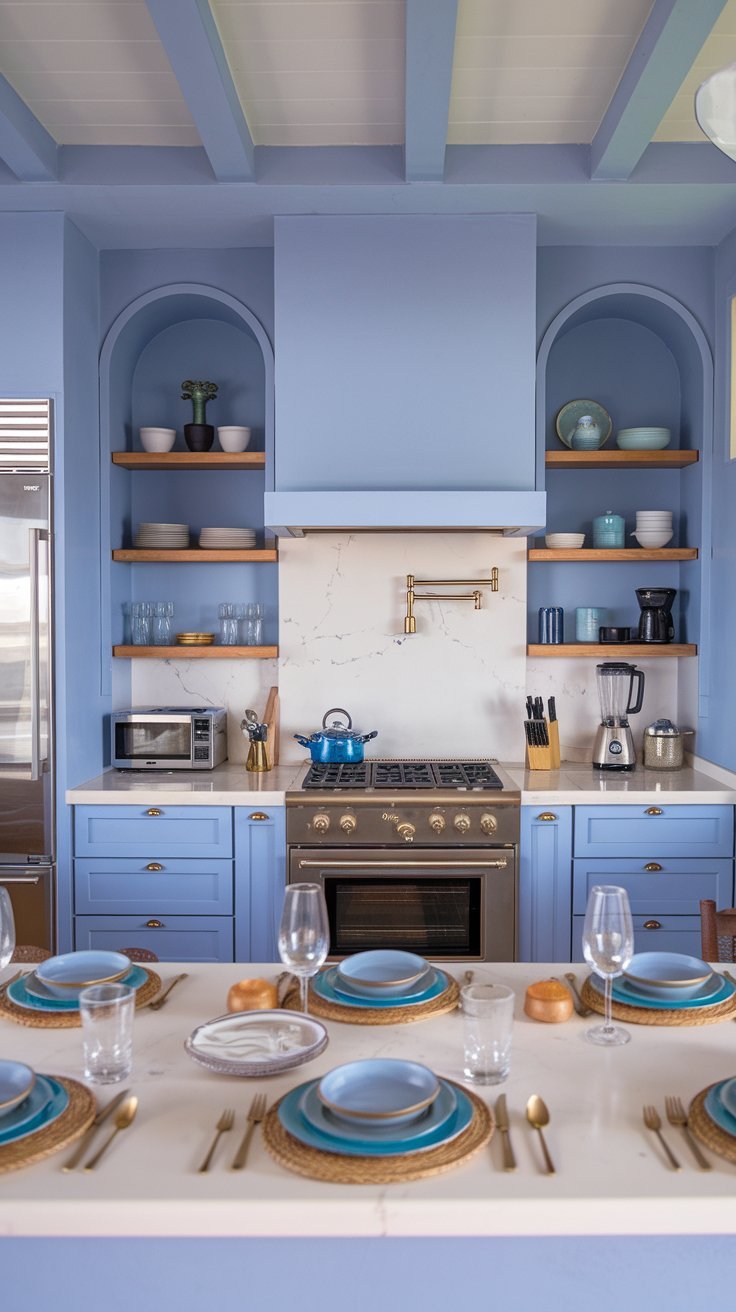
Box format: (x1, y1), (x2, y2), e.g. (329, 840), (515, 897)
(404, 569), (499, 634)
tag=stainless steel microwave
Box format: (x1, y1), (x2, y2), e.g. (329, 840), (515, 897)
(111, 708), (228, 770)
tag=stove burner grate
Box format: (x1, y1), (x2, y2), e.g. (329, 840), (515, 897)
(301, 760), (504, 791)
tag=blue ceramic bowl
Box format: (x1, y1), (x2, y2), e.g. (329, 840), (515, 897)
(0, 1060), (35, 1117)
(336, 950), (429, 997)
(36, 950), (131, 1000)
(317, 1059), (440, 1127)
(623, 951), (712, 999)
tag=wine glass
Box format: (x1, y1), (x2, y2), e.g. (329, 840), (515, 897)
(0, 888), (16, 975)
(581, 884), (634, 1046)
(278, 883), (330, 1014)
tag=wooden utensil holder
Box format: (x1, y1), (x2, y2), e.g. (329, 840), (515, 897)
(524, 718), (561, 771)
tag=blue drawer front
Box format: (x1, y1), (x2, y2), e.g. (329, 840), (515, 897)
(573, 805), (734, 858)
(74, 915), (233, 962)
(74, 806), (233, 858)
(573, 915), (703, 961)
(572, 858), (734, 916)
(74, 859), (233, 915)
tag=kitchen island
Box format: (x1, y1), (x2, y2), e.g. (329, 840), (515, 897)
(2, 962), (736, 1311)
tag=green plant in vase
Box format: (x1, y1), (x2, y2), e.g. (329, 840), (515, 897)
(181, 379), (218, 451)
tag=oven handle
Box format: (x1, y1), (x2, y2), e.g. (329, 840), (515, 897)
(297, 859), (508, 869)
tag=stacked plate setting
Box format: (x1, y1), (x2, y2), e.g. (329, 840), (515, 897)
(632, 510), (673, 549)
(199, 527), (256, 550)
(176, 632), (215, 646)
(4, 950), (149, 1015)
(703, 1076), (736, 1142)
(0, 1059), (69, 1148)
(589, 950), (733, 1013)
(134, 522), (189, 549)
(312, 949), (449, 1010)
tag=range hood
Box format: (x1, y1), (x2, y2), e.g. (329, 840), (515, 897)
(264, 490), (546, 537)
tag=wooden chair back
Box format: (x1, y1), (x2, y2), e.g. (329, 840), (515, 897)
(700, 899), (736, 962)
(11, 945), (52, 964)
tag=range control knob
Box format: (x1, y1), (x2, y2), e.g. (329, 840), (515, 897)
(340, 813), (357, 835)
(453, 812), (471, 834)
(428, 812), (446, 835)
(479, 813), (498, 836)
(396, 821), (416, 842)
(312, 812), (330, 834)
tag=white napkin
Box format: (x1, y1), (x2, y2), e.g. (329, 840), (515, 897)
(193, 1018), (308, 1062)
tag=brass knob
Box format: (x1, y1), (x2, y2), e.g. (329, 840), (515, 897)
(645, 807), (663, 816)
(643, 919), (662, 930)
(340, 813), (357, 835)
(396, 822), (416, 842)
(428, 812), (445, 835)
(312, 812), (330, 834)
(145, 808), (162, 817)
(537, 812), (557, 822)
(145, 863), (164, 872)
(454, 813), (471, 834)
(644, 862), (663, 872)
(145, 919), (164, 929)
(249, 811), (269, 821)
(480, 813), (498, 835)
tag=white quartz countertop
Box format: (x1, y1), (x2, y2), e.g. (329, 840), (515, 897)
(3, 961), (736, 1239)
(503, 760), (736, 805)
(65, 763), (304, 806)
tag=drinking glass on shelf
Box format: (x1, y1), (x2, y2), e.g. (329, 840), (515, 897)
(0, 888), (16, 974)
(131, 601), (152, 646)
(245, 602), (263, 647)
(218, 602), (238, 646)
(152, 601), (174, 646)
(581, 884), (634, 1046)
(277, 883), (330, 1014)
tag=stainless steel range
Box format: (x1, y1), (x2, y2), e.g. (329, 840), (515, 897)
(286, 760), (520, 963)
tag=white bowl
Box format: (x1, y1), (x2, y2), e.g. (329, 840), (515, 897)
(217, 426), (252, 453)
(139, 427), (176, 453)
(636, 510), (673, 520)
(631, 530), (673, 548)
(545, 533), (585, 549)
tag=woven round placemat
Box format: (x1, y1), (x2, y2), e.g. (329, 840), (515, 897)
(0, 968), (162, 1028)
(283, 974), (460, 1025)
(0, 1077), (96, 1174)
(262, 1079), (493, 1184)
(580, 975), (736, 1027)
(688, 1084), (736, 1163)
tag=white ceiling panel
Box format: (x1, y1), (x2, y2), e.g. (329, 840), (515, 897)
(656, 0), (736, 141)
(0, 0), (200, 145)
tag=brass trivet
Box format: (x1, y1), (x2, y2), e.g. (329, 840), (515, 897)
(581, 976), (736, 1027)
(689, 1084), (736, 1164)
(262, 1079), (493, 1184)
(0, 968), (162, 1027)
(0, 1077), (96, 1173)
(283, 974), (460, 1025)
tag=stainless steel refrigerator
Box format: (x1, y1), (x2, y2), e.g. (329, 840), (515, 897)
(0, 399), (54, 949)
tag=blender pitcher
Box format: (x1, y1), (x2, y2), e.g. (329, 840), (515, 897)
(592, 662), (645, 771)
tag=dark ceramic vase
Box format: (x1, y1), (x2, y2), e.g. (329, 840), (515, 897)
(184, 423), (214, 452)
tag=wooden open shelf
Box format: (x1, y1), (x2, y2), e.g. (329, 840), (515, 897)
(113, 645), (278, 659)
(112, 548), (277, 563)
(528, 643), (697, 658)
(545, 451), (699, 470)
(112, 452), (266, 470)
(528, 548), (698, 562)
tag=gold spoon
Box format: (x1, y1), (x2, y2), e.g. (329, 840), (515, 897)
(83, 1096), (138, 1170)
(525, 1094), (556, 1174)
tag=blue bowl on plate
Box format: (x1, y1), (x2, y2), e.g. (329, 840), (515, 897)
(36, 950), (131, 1000)
(0, 1059), (35, 1117)
(623, 951), (712, 1000)
(317, 1059), (440, 1127)
(336, 950), (429, 998)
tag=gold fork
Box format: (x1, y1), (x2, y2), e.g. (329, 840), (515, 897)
(643, 1105), (681, 1171)
(665, 1095), (712, 1170)
(197, 1108), (234, 1173)
(230, 1094), (268, 1170)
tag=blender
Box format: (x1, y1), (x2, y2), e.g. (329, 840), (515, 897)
(592, 661), (646, 771)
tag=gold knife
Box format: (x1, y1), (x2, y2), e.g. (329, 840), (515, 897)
(61, 1088), (131, 1171)
(495, 1094), (517, 1172)
(147, 972), (189, 1011)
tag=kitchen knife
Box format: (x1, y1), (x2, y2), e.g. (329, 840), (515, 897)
(526, 696), (534, 719)
(61, 1088), (131, 1171)
(548, 696), (556, 722)
(494, 1094), (517, 1171)
(535, 696), (544, 720)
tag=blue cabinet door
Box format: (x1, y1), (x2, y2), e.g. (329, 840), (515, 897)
(74, 858), (234, 915)
(74, 915), (233, 962)
(572, 858), (734, 916)
(74, 806), (233, 859)
(573, 805), (734, 859)
(519, 806), (572, 962)
(234, 806), (286, 962)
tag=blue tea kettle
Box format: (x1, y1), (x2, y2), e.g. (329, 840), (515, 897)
(294, 708), (378, 764)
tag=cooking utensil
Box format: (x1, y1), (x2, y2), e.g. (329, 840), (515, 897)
(558, 972), (593, 1017)
(230, 1093), (267, 1170)
(643, 719), (693, 770)
(664, 1095), (711, 1170)
(197, 1108), (235, 1173)
(294, 708), (378, 764)
(62, 1088), (131, 1172)
(147, 972), (188, 1011)
(642, 1105), (681, 1171)
(525, 1094), (555, 1174)
(495, 1094), (517, 1172)
(83, 1095), (138, 1170)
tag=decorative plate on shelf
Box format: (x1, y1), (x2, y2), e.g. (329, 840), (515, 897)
(555, 399), (612, 449)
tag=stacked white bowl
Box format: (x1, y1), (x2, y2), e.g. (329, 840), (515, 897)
(631, 510), (673, 549)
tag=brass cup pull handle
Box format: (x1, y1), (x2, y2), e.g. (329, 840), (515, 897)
(643, 919), (662, 930)
(145, 919), (164, 929)
(145, 808), (162, 817)
(249, 812), (269, 821)
(645, 807), (663, 816)
(537, 812), (557, 822)
(145, 863), (164, 872)
(644, 862), (663, 872)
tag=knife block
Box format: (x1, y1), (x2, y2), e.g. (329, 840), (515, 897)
(524, 718), (561, 771)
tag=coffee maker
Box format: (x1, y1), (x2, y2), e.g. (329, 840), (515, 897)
(636, 587), (676, 644)
(592, 661), (646, 771)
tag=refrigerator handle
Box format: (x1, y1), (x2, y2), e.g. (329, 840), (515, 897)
(28, 528), (48, 783)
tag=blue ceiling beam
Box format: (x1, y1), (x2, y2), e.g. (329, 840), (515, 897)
(145, 0), (254, 182)
(591, 0), (729, 181)
(404, 0), (459, 182)
(0, 75), (57, 181)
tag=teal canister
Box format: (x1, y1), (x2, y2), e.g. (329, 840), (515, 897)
(593, 511), (625, 548)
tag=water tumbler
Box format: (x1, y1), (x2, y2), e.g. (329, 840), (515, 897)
(538, 607), (564, 644)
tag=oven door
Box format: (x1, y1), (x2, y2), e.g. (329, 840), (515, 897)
(289, 847), (516, 962)
(113, 715), (194, 769)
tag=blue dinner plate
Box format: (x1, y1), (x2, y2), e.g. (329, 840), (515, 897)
(0, 1075), (68, 1146)
(299, 1077), (457, 1146)
(332, 966), (436, 1004)
(589, 971), (733, 1011)
(705, 1081), (736, 1138)
(719, 1077), (736, 1120)
(9, 964), (147, 1012)
(312, 965), (447, 1010)
(280, 1077), (472, 1157)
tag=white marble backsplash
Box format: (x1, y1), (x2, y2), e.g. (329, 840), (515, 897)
(130, 658), (278, 763)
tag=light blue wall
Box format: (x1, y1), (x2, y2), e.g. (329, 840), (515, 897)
(273, 214), (537, 492)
